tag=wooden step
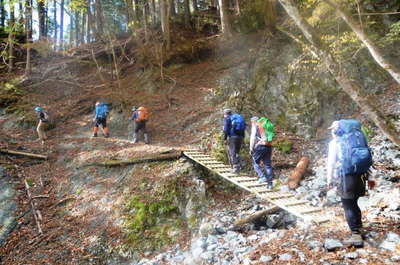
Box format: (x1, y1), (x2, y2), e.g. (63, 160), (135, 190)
(234, 178), (258, 183)
(242, 182), (268, 188)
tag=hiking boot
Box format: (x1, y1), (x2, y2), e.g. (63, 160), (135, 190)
(343, 233), (364, 248)
(92, 133), (98, 137)
(104, 133), (110, 138)
(258, 177), (267, 184)
(267, 182), (273, 190)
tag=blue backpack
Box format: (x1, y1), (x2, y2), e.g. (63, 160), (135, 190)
(96, 103), (109, 119)
(336, 119), (373, 176)
(230, 114), (246, 134)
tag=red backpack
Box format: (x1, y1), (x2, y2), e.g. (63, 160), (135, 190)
(136, 107), (149, 121)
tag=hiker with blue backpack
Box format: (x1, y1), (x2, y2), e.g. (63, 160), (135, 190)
(92, 101), (110, 138)
(249, 116), (275, 190)
(326, 120), (373, 248)
(223, 109), (246, 174)
(34, 106), (49, 145)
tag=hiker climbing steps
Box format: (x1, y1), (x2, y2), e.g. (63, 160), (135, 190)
(183, 149), (331, 225)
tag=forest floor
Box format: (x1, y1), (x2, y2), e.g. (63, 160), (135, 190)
(0, 35), (399, 265)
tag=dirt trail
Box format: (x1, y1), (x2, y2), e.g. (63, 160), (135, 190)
(0, 49), (228, 264)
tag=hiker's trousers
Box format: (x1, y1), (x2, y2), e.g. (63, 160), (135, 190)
(133, 121), (149, 143)
(36, 120), (47, 141)
(341, 197), (362, 233)
(252, 145), (273, 182)
(95, 117), (107, 128)
(228, 136), (243, 170)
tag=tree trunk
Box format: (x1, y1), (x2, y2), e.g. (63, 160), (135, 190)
(151, 0), (156, 25)
(8, 3), (15, 73)
(45, 0), (49, 37)
(265, 0), (277, 33)
(133, 0), (141, 24)
(25, 0), (32, 76)
(323, 0), (400, 86)
(18, 1), (23, 25)
(278, 0), (400, 147)
(170, 0), (176, 17)
(234, 0), (240, 15)
(87, 0), (92, 42)
(218, 0), (232, 38)
(175, 0), (180, 15)
(125, 0), (134, 31)
(60, 0), (65, 49)
(69, 13), (74, 47)
(143, 0), (148, 41)
(53, 0), (57, 49)
(81, 11), (86, 44)
(95, 0), (104, 39)
(184, 0), (191, 28)
(38, 0), (46, 39)
(192, 0), (198, 12)
(160, 0), (171, 50)
(75, 11), (80, 46)
(0, 0), (6, 28)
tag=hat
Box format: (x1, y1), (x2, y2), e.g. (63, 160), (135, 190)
(34, 106), (42, 112)
(328, 121), (339, 130)
(251, 116), (259, 122)
(132, 106), (137, 111)
(223, 108), (232, 115)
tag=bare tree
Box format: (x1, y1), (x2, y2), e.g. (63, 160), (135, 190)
(60, 0), (65, 49)
(53, 0), (57, 48)
(323, 0), (400, 86)
(160, 0), (171, 50)
(0, 0), (6, 28)
(218, 0), (232, 38)
(151, 0), (157, 25)
(95, 0), (105, 39)
(8, 2), (15, 72)
(25, 0), (32, 76)
(278, 0), (400, 147)
(265, 0), (277, 32)
(38, 0), (46, 39)
(192, 0), (198, 12)
(184, 0), (191, 27)
(87, 0), (92, 42)
(234, 0), (240, 15)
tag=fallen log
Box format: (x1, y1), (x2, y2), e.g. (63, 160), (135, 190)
(0, 149), (48, 160)
(233, 206), (280, 228)
(288, 156), (310, 190)
(82, 151), (183, 167)
(24, 179), (43, 234)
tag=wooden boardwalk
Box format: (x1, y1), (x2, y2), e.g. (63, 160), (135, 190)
(183, 150), (330, 225)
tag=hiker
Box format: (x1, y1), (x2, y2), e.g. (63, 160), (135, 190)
(223, 109), (245, 174)
(34, 106), (49, 145)
(129, 106), (149, 144)
(326, 120), (373, 247)
(249, 116), (275, 189)
(92, 101), (110, 138)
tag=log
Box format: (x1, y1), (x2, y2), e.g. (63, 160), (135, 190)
(288, 156), (309, 190)
(0, 149), (48, 160)
(83, 151), (183, 167)
(233, 206), (280, 228)
(24, 179), (43, 234)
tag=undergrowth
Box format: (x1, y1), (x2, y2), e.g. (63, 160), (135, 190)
(124, 175), (185, 251)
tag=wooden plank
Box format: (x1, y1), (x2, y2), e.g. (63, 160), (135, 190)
(241, 182), (267, 188)
(265, 194), (295, 200)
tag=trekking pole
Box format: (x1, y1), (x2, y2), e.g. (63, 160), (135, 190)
(226, 143), (233, 169)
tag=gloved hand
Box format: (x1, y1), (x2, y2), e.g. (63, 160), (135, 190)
(249, 150), (254, 156)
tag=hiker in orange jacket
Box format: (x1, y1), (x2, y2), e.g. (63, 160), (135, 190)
(129, 106), (149, 144)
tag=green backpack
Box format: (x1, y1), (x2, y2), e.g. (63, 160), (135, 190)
(257, 117), (275, 142)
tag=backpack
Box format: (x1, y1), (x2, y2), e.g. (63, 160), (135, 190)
(336, 119), (373, 176)
(257, 117), (275, 142)
(136, 107), (149, 122)
(230, 114), (245, 133)
(96, 103), (109, 119)
(42, 111), (49, 122)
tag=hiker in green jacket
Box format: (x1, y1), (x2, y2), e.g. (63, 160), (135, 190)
(249, 116), (275, 189)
